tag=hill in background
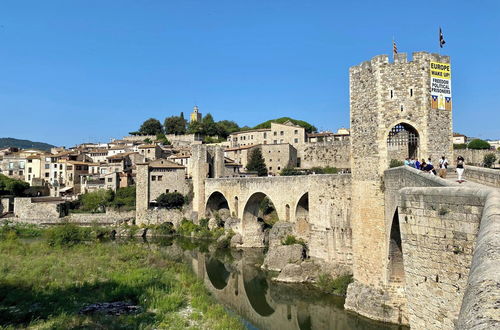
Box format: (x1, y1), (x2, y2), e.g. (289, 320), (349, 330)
(0, 138), (55, 151)
(253, 117), (317, 133)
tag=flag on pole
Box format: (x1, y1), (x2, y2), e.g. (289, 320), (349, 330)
(393, 40), (398, 55)
(439, 27), (446, 48)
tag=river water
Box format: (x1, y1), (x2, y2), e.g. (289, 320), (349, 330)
(151, 237), (407, 330)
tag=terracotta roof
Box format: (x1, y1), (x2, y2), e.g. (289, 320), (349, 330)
(107, 152), (137, 159)
(87, 148), (108, 153)
(66, 161), (98, 166)
(109, 145), (127, 150)
(224, 157), (241, 167)
(148, 159), (185, 169)
(137, 144), (157, 149)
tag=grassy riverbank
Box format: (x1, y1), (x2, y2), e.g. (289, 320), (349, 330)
(0, 236), (244, 329)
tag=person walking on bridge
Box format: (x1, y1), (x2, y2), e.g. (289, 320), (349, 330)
(456, 156), (465, 183)
(439, 156), (448, 178)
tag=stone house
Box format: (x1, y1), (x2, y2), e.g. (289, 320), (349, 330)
(136, 159), (190, 208)
(227, 121), (306, 148)
(225, 143), (297, 175)
(137, 144), (163, 161)
(55, 160), (95, 195)
(85, 148), (109, 163)
(168, 154), (191, 177)
(453, 133), (467, 144)
(25, 155), (43, 185)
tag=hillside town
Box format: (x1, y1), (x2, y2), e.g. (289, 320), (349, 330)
(0, 106), (356, 200)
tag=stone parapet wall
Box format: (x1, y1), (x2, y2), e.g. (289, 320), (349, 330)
(456, 189), (500, 330)
(136, 208), (190, 227)
(12, 209), (135, 225)
(461, 165), (500, 188)
(296, 141), (351, 169)
(398, 187), (486, 330)
(453, 149), (500, 167)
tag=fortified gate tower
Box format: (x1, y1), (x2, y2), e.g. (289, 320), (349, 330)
(347, 52), (453, 321)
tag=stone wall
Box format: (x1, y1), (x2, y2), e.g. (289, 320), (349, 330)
(296, 141), (351, 169)
(453, 149), (500, 166)
(398, 187), (485, 330)
(1, 197), (10, 214)
(460, 165), (500, 188)
(14, 197), (64, 220)
(135, 208), (191, 227)
(456, 189), (500, 329)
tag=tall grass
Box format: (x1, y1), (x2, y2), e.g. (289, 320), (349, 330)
(0, 239), (243, 329)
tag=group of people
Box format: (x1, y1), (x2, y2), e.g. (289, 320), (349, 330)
(403, 155), (466, 183)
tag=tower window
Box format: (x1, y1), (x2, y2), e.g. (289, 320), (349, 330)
(400, 105), (404, 112)
(410, 88), (413, 97)
(390, 90), (394, 99)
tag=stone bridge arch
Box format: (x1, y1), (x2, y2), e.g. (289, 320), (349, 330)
(205, 191), (231, 218)
(387, 207), (405, 284)
(294, 192), (310, 239)
(242, 192), (279, 247)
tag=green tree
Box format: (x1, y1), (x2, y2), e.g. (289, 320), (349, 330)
(164, 114), (187, 135)
(109, 186), (136, 210)
(483, 153), (497, 168)
(187, 120), (203, 134)
(155, 133), (171, 145)
(247, 149), (268, 176)
(467, 139), (491, 150)
(0, 174), (29, 196)
(202, 113), (218, 136)
(139, 118), (163, 135)
(156, 192), (185, 209)
(253, 117), (317, 133)
(79, 189), (114, 213)
(216, 120), (240, 138)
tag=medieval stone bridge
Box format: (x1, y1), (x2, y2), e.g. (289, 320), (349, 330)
(203, 174), (353, 263)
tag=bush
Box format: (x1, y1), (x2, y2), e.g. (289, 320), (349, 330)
(468, 139), (491, 150)
(315, 274), (353, 296)
(45, 223), (90, 247)
(157, 192), (185, 209)
(109, 186), (136, 210)
(483, 153), (497, 168)
(177, 219), (199, 236)
(79, 189), (114, 213)
(389, 159), (404, 168)
(453, 143), (467, 149)
(0, 221), (42, 238)
(280, 167), (303, 176)
(310, 166), (338, 174)
(282, 234), (306, 247)
(156, 222), (175, 235)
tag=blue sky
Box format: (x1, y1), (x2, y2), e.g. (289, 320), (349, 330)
(0, 0), (499, 147)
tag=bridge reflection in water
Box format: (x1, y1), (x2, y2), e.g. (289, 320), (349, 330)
(156, 238), (406, 330)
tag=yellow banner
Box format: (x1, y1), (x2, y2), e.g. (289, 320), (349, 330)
(430, 62), (451, 79)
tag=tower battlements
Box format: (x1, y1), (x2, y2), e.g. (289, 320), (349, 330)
(350, 51), (450, 74)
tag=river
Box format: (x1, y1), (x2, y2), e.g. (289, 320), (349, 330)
(149, 236), (408, 330)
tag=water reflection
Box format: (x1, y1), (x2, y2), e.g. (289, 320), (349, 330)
(152, 237), (407, 330)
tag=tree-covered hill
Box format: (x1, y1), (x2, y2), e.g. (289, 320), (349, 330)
(253, 117), (317, 133)
(0, 138), (55, 151)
